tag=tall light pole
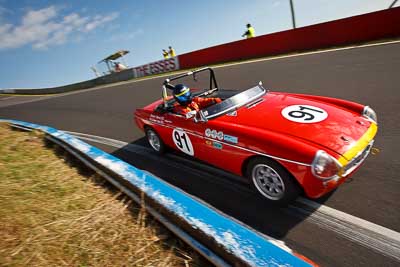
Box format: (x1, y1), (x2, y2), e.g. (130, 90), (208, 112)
(289, 0), (297, 29)
(388, 0), (398, 8)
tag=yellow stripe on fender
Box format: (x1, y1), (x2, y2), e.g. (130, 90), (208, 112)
(338, 122), (378, 166)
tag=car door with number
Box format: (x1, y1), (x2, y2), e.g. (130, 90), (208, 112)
(162, 112), (207, 158)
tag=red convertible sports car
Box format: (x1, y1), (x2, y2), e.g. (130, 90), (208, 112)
(134, 67), (378, 205)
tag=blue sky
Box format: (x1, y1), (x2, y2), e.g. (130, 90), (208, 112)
(0, 0), (398, 88)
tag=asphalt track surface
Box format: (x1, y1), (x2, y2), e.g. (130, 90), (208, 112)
(1, 42), (400, 266)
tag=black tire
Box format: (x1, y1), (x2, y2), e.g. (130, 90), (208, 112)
(246, 157), (301, 206)
(145, 127), (166, 154)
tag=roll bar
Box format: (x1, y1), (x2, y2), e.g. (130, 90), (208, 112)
(162, 67), (219, 108)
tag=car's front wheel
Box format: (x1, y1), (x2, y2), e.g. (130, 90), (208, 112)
(145, 127), (165, 154)
(246, 157), (301, 206)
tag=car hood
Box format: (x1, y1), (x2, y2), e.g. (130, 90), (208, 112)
(230, 92), (373, 159)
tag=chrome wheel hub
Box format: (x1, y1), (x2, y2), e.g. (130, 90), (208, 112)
(252, 164), (285, 200)
(148, 130), (160, 151)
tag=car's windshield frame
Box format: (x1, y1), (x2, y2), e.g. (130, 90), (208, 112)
(199, 84), (267, 121)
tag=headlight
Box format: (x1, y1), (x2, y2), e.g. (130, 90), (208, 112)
(363, 106), (377, 123)
(311, 150), (342, 179)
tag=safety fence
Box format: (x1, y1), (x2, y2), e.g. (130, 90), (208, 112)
(1, 119), (316, 267)
(1, 7), (399, 95)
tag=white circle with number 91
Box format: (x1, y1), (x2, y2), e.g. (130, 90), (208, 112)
(282, 105), (328, 123)
(172, 129), (194, 156)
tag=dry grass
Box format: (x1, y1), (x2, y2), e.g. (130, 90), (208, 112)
(0, 123), (208, 267)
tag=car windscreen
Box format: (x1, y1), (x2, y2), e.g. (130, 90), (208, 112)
(200, 85), (266, 120)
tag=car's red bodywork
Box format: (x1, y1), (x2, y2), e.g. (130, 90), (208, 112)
(134, 90), (377, 199)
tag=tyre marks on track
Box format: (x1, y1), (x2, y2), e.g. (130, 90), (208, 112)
(289, 198), (400, 262)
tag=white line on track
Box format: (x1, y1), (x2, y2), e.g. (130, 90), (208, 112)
(64, 130), (400, 262)
(0, 96), (15, 101)
(290, 198), (400, 262)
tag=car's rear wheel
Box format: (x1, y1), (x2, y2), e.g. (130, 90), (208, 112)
(145, 127), (165, 154)
(246, 157), (301, 206)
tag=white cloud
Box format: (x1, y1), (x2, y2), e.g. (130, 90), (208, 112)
(63, 13), (89, 27)
(0, 23), (11, 34)
(22, 6), (58, 25)
(0, 6), (119, 50)
(272, 1), (281, 7)
(83, 12), (118, 32)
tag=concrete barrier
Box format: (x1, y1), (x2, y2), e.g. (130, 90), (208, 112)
(0, 58), (179, 95)
(0, 68), (138, 95)
(0, 78), (100, 95)
(1, 119), (317, 267)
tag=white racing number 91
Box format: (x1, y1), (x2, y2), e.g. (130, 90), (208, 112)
(282, 105), (328, 123)
(172, 129), (194, 156)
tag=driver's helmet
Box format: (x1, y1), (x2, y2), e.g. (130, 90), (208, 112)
(173, 84), (192, 106)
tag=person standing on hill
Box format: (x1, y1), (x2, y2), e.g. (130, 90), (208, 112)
(242, 23), (255, 39)
(168, 46), (176, 57)
(162, 49), (169, 59)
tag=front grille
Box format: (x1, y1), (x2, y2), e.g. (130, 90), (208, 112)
(343, 141), (374, 175)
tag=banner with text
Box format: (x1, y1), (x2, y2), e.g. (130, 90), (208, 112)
(133, 57), (180, 78)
